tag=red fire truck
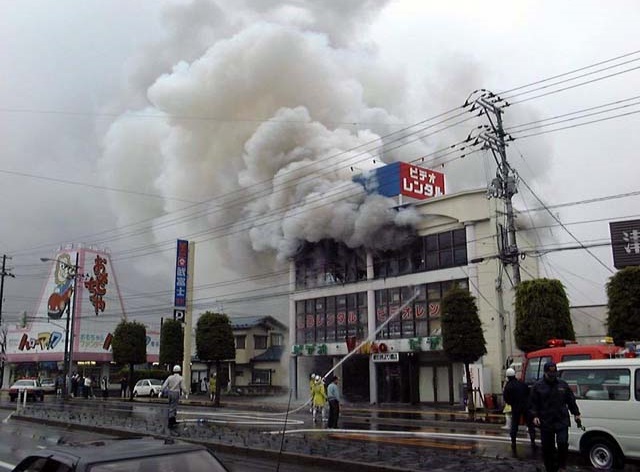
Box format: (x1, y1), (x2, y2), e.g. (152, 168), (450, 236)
(521, 338), (630, 385)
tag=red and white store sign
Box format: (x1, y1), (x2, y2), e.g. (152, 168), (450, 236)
(400, 162), (445, 200)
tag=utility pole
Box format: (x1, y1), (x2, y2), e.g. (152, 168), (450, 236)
(468, 91), (521, 285)
(0, 254), (15, 389)
(465, 90), (522, 372)
(0, 255), (16, 325)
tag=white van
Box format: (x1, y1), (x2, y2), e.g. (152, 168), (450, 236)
(557, 358), (640, 470)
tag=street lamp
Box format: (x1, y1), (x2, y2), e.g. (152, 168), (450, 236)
(40, 254), (80, 399)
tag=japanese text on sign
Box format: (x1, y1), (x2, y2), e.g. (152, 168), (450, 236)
(400, 163), (445, 200)
(84, 255), (108, 315)
(174, 240), (189, 308)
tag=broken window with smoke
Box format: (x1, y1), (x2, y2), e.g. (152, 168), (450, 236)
(295, 240), (368, 289)
(373, 229), (467, 278)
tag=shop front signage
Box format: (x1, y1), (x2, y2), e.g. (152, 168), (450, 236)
(291, 343), (328, 356)
(409, 336), (442, 351)
(372, 353), (399, 363)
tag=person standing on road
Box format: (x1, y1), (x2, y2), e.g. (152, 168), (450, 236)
(503, 367), (537, 452)
(326, 375), (341, 429)
(311, 375), (327, 423)
(309, 373), (316, 414)
(162, 364), (188, 430)
(529, 362), (581, 472)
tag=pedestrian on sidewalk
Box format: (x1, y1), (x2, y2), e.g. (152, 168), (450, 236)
(55, 376), (64, 398)
(200, 377), (207, 395)
(209, 374), (217, 402)
(120, 375), (128, 398)
(70, 373), (78, 398)
(327, 375), (341, 429)
(311, 375), (327, 423)
(83, 376), (91, 399)
(529, 362), (581, 472)
(161, 365), (188, 430)
(100, 376), (109, 400)
(503, 367), (536, 452)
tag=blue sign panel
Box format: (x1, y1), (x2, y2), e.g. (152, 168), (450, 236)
(352, 162), (401, 197)
(174, 239), (189, 308)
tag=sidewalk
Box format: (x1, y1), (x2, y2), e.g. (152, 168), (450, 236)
(184, 392), (509, 429)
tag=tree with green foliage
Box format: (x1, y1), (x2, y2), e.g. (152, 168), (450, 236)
(514, 278), (575, 353)
(195, 312), (235, 406)
(159, 319), (184, 368)
(441, 285), (487, 418)
(606, 266), (640, 346)
(112, 320), (147, 400)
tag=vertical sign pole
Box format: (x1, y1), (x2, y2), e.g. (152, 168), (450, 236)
(182, 242), (195, 395)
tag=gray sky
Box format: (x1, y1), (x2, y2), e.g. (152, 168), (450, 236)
(1, 0), (639, 331)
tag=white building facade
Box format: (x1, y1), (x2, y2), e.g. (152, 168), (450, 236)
(288, 188), (538, 404)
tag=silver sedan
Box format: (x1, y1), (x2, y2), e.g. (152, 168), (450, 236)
(132, 378), (163, 397)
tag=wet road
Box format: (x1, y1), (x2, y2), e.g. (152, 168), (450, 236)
(2, 396), (638, 470)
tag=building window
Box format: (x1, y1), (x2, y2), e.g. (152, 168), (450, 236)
(235, 335), (246, 349)
(270, 333), (283, 346)
(294, 240), (367, 289)
(295, 292), (367, 344)
(375, 279), (467, 340)
(374, 229), (467, 278)
(254, 335), (268, 350)
(252, 369), (271, 385)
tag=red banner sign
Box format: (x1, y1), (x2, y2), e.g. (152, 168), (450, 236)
(400, 162), (445, 200)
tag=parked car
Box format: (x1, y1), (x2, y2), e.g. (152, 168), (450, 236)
(133, 378), (163, 397)
(11, 437), (228, 472)
(9, 379), (45, 402)
(40, 378), (56, 394)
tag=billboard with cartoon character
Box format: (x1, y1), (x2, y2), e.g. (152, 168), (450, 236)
(5, 245), (160, 363)
(46, 252), (76, 320)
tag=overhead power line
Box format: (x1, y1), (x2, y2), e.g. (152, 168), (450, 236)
(497, 48), (640, 95)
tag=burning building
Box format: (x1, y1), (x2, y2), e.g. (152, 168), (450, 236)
(288, 163), (539, 404)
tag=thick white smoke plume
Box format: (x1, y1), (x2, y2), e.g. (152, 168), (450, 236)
(100, 1), (551, 279)
(100, 1), (428, 272)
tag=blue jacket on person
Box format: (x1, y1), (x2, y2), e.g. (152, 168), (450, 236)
(529, 375), (580, 430)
